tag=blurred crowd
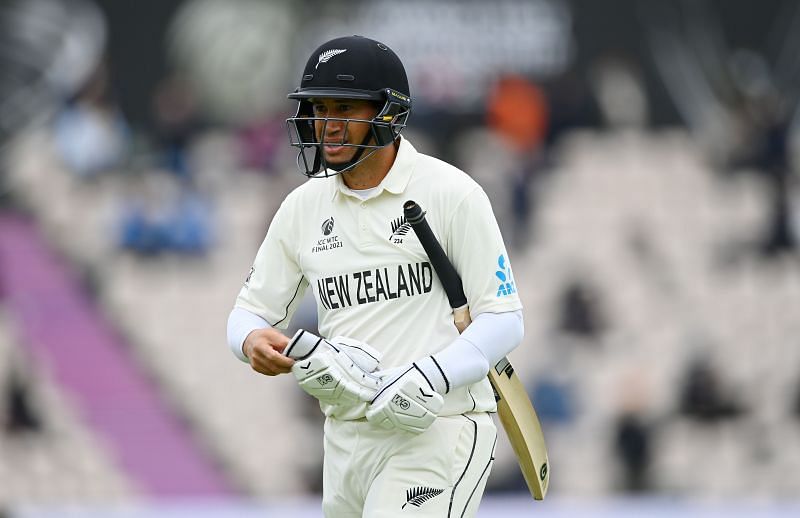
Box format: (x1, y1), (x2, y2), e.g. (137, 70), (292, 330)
(2, 0), (800, 507)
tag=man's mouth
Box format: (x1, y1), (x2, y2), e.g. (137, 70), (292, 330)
(323, 143), (347, 154)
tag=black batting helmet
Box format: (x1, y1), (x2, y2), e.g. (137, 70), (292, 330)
(286, 35), (412, 178)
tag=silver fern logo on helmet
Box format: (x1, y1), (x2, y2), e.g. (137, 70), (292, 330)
(316, 49), (347, 69)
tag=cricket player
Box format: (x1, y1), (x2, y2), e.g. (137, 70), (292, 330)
(227, 35), (524, 517)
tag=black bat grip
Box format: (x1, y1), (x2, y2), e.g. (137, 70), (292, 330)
(403, 200), (468, 309)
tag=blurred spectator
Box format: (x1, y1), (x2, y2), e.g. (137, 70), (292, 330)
(529, 375), (576, 424)
(613, 370), (655, 492)
(793, 372), (800, 420)
(237, 116), (285, 173)
(3, 367), (43, 436)
(755, 100), (796, 257)
(714, 46), (798, 258)
(487, 75), (549, 154)
(152, 73), (202, 179)
(789, 173), (800, 250)
(52, 59), (130, 179)
(168, 188), (214, 254)
(486, 75), (551, 248)
(679, 356), (744, 422)
(118, 171), (212, 256)
(542, 69), (600, 145)
(590, 55), (649, 129)
(556, 276), (607, 341)
(614, 412), (652, 492)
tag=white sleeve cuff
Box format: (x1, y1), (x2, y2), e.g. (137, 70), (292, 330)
(431, 310), (524, 391)
(460, 310), (524, 365)
(227, 307), (271, 362)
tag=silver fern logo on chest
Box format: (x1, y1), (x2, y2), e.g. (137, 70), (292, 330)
(389, 216), (411, 244)
(316, 48), (347, 69)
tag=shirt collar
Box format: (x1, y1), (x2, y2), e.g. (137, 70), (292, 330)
(331, 136), (417, 201)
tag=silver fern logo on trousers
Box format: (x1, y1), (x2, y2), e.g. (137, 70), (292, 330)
(316, 49), (347, 69)
(402, 486), (444, 509)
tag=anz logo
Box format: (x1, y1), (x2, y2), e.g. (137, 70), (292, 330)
(495, 254), (516, 297)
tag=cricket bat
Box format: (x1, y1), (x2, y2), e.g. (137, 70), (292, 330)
(403, 200), (550, 500)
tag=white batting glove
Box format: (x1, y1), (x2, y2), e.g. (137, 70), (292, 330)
(366, 357), (447, 434)
(284, 330), (382, 406)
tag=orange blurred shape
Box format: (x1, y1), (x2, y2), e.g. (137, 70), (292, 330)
(487, 75), (549, 152)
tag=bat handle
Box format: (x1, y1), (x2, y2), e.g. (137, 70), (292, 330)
(453, 304), (471, 334)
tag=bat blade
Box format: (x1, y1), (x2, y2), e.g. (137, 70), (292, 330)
(489, 358), (550, 500)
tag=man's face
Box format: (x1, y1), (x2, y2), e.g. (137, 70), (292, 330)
(311, 98), (378, 166)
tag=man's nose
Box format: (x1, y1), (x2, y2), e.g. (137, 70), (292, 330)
(323, 119), (346, 137)
(325, 117), (344, 130)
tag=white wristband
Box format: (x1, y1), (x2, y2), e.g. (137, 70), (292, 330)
(226, 307), (271, 362)
(414, 356), (450, 394)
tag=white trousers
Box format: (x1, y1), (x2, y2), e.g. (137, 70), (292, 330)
(322, 412), (497, 517)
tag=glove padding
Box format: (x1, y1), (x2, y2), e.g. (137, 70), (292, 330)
(285, 330), (382, 406)
(366, 364), (445, 434)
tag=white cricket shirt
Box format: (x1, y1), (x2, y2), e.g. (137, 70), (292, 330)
(235, 137), (522, 416)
